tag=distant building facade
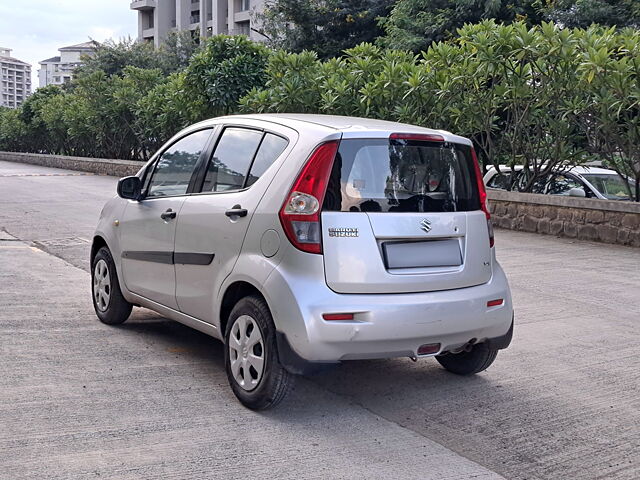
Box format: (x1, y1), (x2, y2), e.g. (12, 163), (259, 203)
(131, 0), (266, 47)
(38, 41), (97, 89)
(0, 47), (31, 109)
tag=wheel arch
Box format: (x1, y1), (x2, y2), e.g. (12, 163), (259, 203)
(91, 235), (108, 264)
(219, 280), (270, 340)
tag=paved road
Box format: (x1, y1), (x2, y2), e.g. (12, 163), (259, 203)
(1, 160), (639, 479)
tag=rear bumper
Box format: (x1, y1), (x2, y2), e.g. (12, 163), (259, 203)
(263, 254), (514, 366)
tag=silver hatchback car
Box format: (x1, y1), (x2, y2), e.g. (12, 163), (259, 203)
(91, 114), (514, 409)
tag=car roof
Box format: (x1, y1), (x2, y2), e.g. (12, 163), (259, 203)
(487, 165), (619, 176)
(200, 113), (472, 146)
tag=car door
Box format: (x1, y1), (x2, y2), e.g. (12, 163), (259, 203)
(174, 126), (289, 323)
(119, 128), (213, 309)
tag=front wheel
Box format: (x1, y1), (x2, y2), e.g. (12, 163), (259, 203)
(91, 246), (132, 325)
(224, 295), (293, 410)
(436, 342), (498, 375)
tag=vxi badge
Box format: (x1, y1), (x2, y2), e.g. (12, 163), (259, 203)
(420, 219), (432, 233)
(328, 227), (359, 238)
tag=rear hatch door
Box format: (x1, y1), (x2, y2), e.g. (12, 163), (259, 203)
(321, 135), (492, 294)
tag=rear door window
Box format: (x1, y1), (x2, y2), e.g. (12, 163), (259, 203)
(246, 133), (288, 187)
(202, 127), (263, 192)
(323, 138), (480, 213)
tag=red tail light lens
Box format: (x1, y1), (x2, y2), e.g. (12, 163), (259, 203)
(487, 299), (504, 307)
(390, 133), (445, 142)
(322, 313), (355, 321)
(470, 147), (494, 248)
(279, 140), (339, 254)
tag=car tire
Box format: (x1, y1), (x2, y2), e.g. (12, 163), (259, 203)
(436, 342), (498, 375)
(91, 246), (132, 325)
(224, 295), (293, 410)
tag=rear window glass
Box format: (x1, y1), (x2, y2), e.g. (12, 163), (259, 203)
(323, 138), (481, 213)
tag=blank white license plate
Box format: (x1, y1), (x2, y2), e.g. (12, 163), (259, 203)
(383, 239), (462, 269)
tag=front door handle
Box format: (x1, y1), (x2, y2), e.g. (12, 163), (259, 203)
(225, 205), (248, 218)
(160, 208), (177, 220)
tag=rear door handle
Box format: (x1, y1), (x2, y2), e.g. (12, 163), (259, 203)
(225, 205), (248, 218)
(160, 208), (177, 220)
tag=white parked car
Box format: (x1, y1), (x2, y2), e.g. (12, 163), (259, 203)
(484, 165), (634, 200)
(91, 114), (514, 409)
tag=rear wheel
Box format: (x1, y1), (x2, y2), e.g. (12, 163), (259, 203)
(436, 342), (498, 375)
(91, 246), (132, 325)
(224, 295), (293, 410)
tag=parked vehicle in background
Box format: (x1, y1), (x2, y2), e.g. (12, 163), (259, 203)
(91, 114), (514, 410)
(484, 166), (635, 201)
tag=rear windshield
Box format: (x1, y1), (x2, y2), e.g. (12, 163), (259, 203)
(323, 138), (481, 213)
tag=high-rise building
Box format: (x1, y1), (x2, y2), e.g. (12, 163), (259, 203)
(38, 41), (97, 89)
(131, 0), (266, 47)
(0, 48), (31, 109)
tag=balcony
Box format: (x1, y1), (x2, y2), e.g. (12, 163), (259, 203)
(130, 0), (156, 11)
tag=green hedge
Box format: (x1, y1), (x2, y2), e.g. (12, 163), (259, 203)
(0, 22), (638, 198)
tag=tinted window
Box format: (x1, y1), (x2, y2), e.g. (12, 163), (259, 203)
(147, 129), (211, 198)
(582, 174), (631, 200)
(487, 173), (510, 190)
(246, 133), (288, 187)
(202, 128), (263, 192)
(323, 138), (480, 213)
(545, 174), (583, 195)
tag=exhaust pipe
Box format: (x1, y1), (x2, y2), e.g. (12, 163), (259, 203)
(449, 338), (477, 354)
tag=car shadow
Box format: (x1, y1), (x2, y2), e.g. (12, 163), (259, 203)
(120, 308), (503, 418)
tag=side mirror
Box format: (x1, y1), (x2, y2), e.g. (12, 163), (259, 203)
(117, 176), (142, 200)
(568, 187), (586, 198)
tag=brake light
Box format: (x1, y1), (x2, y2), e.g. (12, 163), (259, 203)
(471, 147), (494, 248)
(390, 133), (445, 142)
(279, 140), (339, 254)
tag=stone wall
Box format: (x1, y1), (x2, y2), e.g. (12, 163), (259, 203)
(488, 190), (640, 247)
(0, 151), (141, 177)
(2, 150), (639, 247)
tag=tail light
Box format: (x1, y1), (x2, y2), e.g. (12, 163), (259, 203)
(279, 140), (339, 254)
(470, 147), (494, 248)
(390, 133), (445, 142)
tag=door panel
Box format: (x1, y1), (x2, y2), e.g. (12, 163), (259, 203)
(119, 128), (213, 309)
(120, 198), (185, 309)
(174, 128), (290, 323)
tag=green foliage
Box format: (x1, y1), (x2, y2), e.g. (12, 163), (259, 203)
(379, 0), (545, 52)
(543, 0), (640, 28)
(184, 35), (270, 117)
(0, 27), (638, 200)
(258, 0), (392, 59)
(242, 21), (639, 198)
(76, 32), (202, 78)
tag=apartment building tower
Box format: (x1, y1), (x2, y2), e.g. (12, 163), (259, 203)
(38, 42), (97, 89)
(0, 48), (31, 109)
(131, 0), (266, 47)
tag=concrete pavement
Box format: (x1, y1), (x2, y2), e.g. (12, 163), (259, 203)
(1, 160), (639, 479)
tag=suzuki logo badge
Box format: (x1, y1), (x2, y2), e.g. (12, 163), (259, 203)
(420, 219), (432, 233)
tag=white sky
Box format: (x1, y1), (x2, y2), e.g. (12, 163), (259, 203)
(0, 0), (137, 88)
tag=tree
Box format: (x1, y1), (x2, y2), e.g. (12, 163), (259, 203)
(544, 0), (640, 28)
(75, 32), (202, 79)
(577, 25), (640, 200)
(379, 0), (544, 52)
(184, 35), (270, 118)
(257, 0), (392, 58)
